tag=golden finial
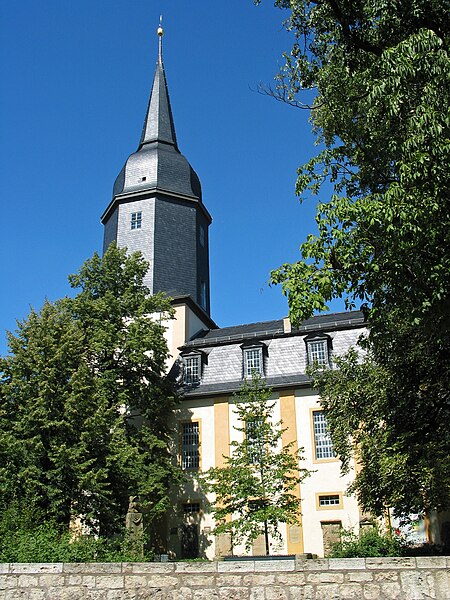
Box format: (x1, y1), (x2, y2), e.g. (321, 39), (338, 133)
(157, 15), (164, 63)
(157, 15), (164, 37)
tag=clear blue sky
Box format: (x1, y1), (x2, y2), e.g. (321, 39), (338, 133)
(0, 0), (343, 355)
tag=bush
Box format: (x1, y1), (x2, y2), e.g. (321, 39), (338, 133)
(330, 527), (404, 558)
(0, 516), (153, 563)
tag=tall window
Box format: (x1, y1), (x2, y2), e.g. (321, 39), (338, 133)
(183, 355), (201, 384)
(244, 347), (262, 377)
(246, 418), (264, 463)
(307, 339), (329, 367)
(181, 422), (200, 470)
(130, 211), (142, 230)
(313, 411), (335, 460)
(200, 282), (207, 311)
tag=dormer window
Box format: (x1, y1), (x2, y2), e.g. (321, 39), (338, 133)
(131, 212), (142, 230)
(183, 353), (202, 384)
(241, 342), (267, 378)
(305, 334), (331, 368)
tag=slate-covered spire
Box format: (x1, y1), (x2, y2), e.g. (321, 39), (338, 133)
(110, 21), (202, 201)
(139, 21), (178, 149)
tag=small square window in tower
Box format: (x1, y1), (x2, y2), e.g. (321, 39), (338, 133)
(183, 355), (201, 384)
(130, 212), (142, 230)
(181, 422), (200, 470)
(243, 347), (263, 377)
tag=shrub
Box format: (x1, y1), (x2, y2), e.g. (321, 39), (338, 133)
(330, 527), (404, 558)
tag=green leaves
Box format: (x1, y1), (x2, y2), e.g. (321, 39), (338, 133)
(0, 244), (180, 538)
(201, 375), (309, 553)
(258, 0), (450, 515)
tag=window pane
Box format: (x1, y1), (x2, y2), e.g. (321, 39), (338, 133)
(184, 356), (200, 384)
(182, 422), (200, 470)
(313, 411), (335, 459)
(244, 348), (262, 377)
(183, 502), (200, 514)
(308, 340), (328, 366)
(131, 211), (142, 230)
(246, 418), (263, 463)
(319, 494), (341, 506)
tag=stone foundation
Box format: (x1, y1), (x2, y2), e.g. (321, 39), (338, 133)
(0, 556), (448, 599)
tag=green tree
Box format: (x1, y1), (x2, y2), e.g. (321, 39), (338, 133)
(255, 1), (450, 516)
(202, 375), (309, 555)
(0, 244), (180, 537)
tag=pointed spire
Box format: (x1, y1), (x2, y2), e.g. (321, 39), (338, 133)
(139, 18), (178, 149)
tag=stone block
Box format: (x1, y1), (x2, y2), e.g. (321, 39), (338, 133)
(217, 561), (255, 573)
(128, 564), (175, 575)
(346, 571), (373, 583)
(328, 558), (365, 570)
(275, 573), (306, 586)
(171, 588), (192, 600)
(0, 565), (10, 575)
(264, 586), (288, 600)
(338, 584), (364, 599)
(365, 557), (415, 570)
(95, 575), (125, 589)
(175, 563), (216, 573)
(306, 572), (344, 584)
(135, 589), (167, 600)
(315, 584), (340, 600)
(48, 586), (87, 600)
(192, 590), (220, 600)
(242, 574), (276, 587)
(10, 563), (63, 574)
(431, 570), (450, 599)
(106, 590), (137, 600)
(218, 587), (250, 600)
(379, 582), (402, 598)
(249, 588), (265, 600)
(400, 570), (433, 599)
(254, 561), (294, 573)
(129, 575), (178, 588)
(295, 559), (328, 572)
(215, 574), (242, 587)
(17, 575), (39, 587)
(416, 556), (447, 569)
(0, 575), (18, 589)
(362, 583), (381, 600)
(28, 592), (46, 600)
(180, 575), (215, 588)
(63, 563), (121, 574)
(374, 571), (399, 582)
(288, 585), (315, 600)
(38, 574), (65, 587)
(5, 592), (29, 600)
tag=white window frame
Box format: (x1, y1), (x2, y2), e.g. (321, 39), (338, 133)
(313, 410), (336, 460)
(243, 346), (263, 377)
(130, 211), (142, 230)
(183, 354), (201, 384)
(181, 422), (200, 470)
(307, 338), (329, 367)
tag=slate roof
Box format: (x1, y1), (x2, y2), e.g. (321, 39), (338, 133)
(176, 310), (366, 398)
(183, 310), (365, 348)
(111, 40), (202, 202)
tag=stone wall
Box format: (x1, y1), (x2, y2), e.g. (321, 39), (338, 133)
(0, 556), (448, 599)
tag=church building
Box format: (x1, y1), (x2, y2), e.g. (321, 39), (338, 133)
(101, 25), (371, 559)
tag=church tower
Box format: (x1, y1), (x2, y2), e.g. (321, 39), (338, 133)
(101, 23), (211, 316)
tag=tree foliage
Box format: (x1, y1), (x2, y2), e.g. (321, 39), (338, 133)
(0, 244), (180, 536)
(202, 375), (309, 554)
(255, 0), (450, 515)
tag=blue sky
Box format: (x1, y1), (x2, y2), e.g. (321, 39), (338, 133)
(0, 1), (343, 355)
